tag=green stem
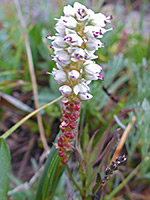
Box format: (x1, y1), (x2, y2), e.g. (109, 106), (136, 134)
(106, 163), (141, 200)
(0, 96), (63, 139)
(125, 0), (131, 13)
(66, 164), (84, 197)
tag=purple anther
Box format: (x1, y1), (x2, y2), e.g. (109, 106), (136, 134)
(49, 54), (51, 57)
(93, 33), (98, 38)
(112, 26), (115, 30)
(45, 34), (50, 38)
(104, 20), (107, 24)
(99, 30), (102, 35)
(50, 58), (53, 61)
(110, 15), (113, 20)
(50, 45), (52, 48)
(77, 55), (81, 59)
(98, 74), (104, 81)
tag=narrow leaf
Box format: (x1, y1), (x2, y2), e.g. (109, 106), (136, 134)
(0, 139), (11, 200)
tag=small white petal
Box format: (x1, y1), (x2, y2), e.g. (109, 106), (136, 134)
(79, 93), (93, 100)
(86, 38), (103, 51)
(89, 13), (107, 27)
(68, 70), (80, 80)
(73, 2), (94, 21)
(85, 63), (102, 74)
(63, 5), (75, 16)
(60, 16), (78, 28)
(73, 82), (90, 95)
(73, 85), (80, 95)
(52, 69), (67, 84)
(59, 85), (72, 95)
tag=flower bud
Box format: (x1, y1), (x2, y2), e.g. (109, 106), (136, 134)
(79, 93), (93, 100)
(58, 150), (66, 157)
(73, 82), (90, 95)
(52, 69), (67, 84)
(59, 85), (72, 95)
(68, 70), (80, 80)
(63, 5), (76, 17)
(70, 121), (78, 129)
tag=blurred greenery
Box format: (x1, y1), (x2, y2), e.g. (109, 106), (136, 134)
(0, 0), (150, 199)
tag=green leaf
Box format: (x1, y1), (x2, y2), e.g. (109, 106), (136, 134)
(35, 132), (65, 200)
(0, 138), (11, 200)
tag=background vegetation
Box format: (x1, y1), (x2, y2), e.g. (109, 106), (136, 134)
(0, 0), (150, 199)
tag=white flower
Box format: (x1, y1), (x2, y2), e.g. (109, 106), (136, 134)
(83, 61), (102, 80)
(57, 16), (78, 28)
(52, 36), (68, 49)
(73, 2), (94, 21)
(59, 85), (72, 95)
(54, 20), (66, 35)
(85, 38), (103, 51)
(54, 50), (70, 66)
(69, 47), (86, 62)
(89, 13), (110, 27)
(84, 26), (104, 39)
(73, 82), (90, 95)
(79, 93), (93, 100)
(52, 69), (67, 84)
(68, 70), (80, 80)
(65, 29), (83, 46)
(63, 5), (75, 16)
(84, 49), (98, 60)
(84, 61), (102, 74)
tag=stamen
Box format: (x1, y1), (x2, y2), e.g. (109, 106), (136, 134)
(45, 34), (50, 38)
(46, 72), (51, 75)
(77, 55), (81, 59)
(98, 74), (104, 81)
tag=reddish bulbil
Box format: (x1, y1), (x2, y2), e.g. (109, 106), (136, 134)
(57, 99), (81, 164)
(58, 150), (65, 157)
(70, 121), (78, 129)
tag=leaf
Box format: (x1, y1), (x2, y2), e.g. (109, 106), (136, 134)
(35, 119), (78, 200)
(0, 92), (33, 113)
(35, 132), (65, 200)
(0, 138), (11, 200)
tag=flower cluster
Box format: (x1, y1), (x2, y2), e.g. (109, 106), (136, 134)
(46, 2), (114, 101)
(46, 2), (113, 164)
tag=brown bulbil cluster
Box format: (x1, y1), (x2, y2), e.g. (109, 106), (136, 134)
(103, 155), (127, 183)
(56, 98), (81, 164)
